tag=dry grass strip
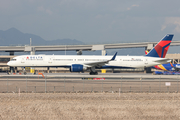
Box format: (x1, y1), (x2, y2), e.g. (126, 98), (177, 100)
(0, 93), (180, 120)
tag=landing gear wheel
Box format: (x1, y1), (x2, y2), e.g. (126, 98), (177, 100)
(89, 71), (98, 75)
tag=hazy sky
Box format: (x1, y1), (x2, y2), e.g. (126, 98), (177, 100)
(1, 0), (180, 44)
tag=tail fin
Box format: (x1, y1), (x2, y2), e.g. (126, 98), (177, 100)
(146, 34), (174, 58)
(145, 50), (149, 55)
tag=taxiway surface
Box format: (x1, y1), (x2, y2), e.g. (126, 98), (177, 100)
(0, 72), (179, 79)
(0, 73), (179, 93)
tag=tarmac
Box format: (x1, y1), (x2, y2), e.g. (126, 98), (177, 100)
(0, 72), (180, 93)
(1, 72), (180, 79)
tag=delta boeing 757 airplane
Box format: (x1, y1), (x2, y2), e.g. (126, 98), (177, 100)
(7, 34), (173, 75)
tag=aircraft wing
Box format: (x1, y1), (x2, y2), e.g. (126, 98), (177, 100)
(84, 52), (117, 68)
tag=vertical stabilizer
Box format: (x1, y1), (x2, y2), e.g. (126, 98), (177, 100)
(146, 34), (174, 58)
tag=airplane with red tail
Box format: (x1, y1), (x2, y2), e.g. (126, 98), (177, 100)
(8, 34), (173, 75)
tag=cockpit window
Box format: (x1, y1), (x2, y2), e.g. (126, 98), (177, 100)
(11, 59), (16, 61)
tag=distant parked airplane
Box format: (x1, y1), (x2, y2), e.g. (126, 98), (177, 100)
(7, 34), (173, 75)
(145, 50), (180, 71)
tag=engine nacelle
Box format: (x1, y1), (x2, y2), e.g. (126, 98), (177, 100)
(70, 64), (86, 72)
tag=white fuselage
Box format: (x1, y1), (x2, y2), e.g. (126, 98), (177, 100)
(7, 55), (171, 69)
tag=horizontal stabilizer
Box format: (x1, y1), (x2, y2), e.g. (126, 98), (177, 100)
(154, 59), (172, 64)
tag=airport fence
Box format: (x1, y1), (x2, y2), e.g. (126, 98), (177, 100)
(0, 75), (180, 93)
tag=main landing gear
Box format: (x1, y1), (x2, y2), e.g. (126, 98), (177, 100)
(89, 71), (98, 75)
(89, 67), (98, 75)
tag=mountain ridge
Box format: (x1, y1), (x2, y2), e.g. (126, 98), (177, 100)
(0, 28), (84, 46)
(0, 28), (145, 55)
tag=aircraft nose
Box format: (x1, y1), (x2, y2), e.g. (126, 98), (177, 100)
(7, 61), (11, 66)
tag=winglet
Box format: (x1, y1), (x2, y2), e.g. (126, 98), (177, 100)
(111, 52), (117, 61)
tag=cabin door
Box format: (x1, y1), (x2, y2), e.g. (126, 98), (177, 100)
(21, 57), (25, 63)
(48, 57), (53, 64)
(145, 59), (148, 64)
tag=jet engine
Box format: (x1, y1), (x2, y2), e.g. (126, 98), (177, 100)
(70, 64), (87, 72)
